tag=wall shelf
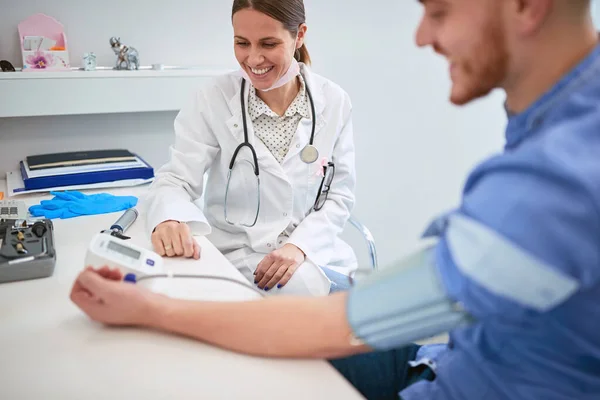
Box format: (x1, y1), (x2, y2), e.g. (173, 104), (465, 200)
(0, 68), (234, 118)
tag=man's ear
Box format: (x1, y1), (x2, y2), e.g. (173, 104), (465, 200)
(508, 0), (553, 36)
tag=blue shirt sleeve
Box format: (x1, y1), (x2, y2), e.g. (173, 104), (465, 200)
(436, 149), (600, 322)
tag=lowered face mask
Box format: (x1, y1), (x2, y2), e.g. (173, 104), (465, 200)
(238, 57), (300, 92)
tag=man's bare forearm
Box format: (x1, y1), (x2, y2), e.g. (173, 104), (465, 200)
(144, 292), (370, 359)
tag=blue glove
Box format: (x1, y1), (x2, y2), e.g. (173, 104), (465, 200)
(29, 191), (138, 219)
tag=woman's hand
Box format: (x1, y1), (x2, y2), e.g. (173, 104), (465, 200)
(151, 220), (201, 259)
(69, 266), (160, 326)
(254, 244), (306, 291)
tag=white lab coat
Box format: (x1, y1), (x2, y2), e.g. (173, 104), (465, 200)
(142, 63), (357, 296)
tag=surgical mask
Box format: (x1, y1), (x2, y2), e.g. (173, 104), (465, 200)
(238, 57), (300, 92)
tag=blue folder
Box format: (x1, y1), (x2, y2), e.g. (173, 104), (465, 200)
(19, 155), (154, 191)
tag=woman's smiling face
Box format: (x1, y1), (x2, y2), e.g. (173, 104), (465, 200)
(233, 8), (305, 90)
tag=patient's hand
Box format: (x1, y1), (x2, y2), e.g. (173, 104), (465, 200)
(255, 244), (305, 291)
(70, 266), (159, 326)
(152, 220), (201, 259)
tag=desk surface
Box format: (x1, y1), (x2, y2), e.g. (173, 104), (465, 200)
(0, 181), (364, 400)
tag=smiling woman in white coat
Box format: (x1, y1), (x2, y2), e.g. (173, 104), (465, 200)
(143, 0), (357, 296)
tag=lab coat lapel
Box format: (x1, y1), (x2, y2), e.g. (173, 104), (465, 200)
(225, 81), (246, 141)
(301, 64), (327, 123)
(284, 65), (327, 163)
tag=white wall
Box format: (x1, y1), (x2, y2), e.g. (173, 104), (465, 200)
(0, 0), (507, 267)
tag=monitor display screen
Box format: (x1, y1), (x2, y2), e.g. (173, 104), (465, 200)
(107, 240), (141, 260)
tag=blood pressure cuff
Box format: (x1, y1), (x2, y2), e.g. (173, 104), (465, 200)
(346, 212), (580, 350)
(346, 238), (473, 350)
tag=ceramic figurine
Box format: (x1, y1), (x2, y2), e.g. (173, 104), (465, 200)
(109, 37), (140, 70)
(82, 52), (96, 71)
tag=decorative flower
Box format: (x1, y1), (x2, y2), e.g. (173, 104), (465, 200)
(25, 51), (54, 69)
(315, 156), (329, 177)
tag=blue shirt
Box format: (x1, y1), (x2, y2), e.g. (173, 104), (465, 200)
(400, 43), (600, 399)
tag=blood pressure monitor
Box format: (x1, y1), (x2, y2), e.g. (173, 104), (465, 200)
(85, 233), (163, 276)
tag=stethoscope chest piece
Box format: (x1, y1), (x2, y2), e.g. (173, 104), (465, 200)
(300, 144), (319, 164)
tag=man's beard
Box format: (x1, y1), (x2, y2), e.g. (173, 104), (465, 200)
(449, 22), (509, 106)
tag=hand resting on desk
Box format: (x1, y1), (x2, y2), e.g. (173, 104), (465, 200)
(152, 220), (201, 259)
(254, 243), (306, 291)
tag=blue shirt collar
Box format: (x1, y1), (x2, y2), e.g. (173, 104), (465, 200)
(505, 40), (600, 149)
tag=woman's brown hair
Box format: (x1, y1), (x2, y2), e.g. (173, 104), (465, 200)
(232, 0), (311, 65)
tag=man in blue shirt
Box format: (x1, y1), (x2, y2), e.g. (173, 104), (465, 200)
(70, 0), (600, 399)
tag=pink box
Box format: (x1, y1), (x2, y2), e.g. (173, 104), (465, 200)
(18, 13), (71, 71)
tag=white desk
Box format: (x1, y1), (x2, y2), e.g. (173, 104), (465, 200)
(0, 181), (364, 400)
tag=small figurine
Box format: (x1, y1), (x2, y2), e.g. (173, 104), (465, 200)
(109, 36), (140, 70)
(82, 52), (96, 71)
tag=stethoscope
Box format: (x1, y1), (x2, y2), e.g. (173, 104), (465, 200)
(233, 73), (319, 167)
(224, 74), (320, 228)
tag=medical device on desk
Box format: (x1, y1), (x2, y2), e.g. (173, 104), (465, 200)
(0, 210), (57, 284)
(86, 233), (164, 276)
(0, 200), (28, 220)
(100, 207), (139, 240)
(85, 209), (263, 298)
(86, 208), (164, 276)
(225, 75), (334, 227)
